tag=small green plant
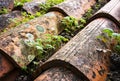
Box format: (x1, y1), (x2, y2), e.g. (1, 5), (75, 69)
(95, 3), (101, 10)
(84, 8), (93, 20)
(39, 0), (64, 14)
(10, 11), (42, 27)
(61, 16), (87, 37)
(60, 16), (87, 38)
(21, 66), (28, 71)
(79, 18), (86, 28)
(34, 12), (42, 17)
(22, 34), (68, 73)
(23, 34), (68, 58)
(97, 28), (120, 54)
(61, 16), (79, 33)
(11, 0), (64, 28)
(0, 8), (8, 15)
(21, 12), (35, 20)
(14, 0), (31, 7)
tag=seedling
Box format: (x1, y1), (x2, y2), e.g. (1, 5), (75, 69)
(0, 8), (8, 15)
(23, 34), (68, 59)
(14, 0), (31, 7)
(85, 8), (93, 19)
(97, 28), (120, 54)
(61, 16), (79, 33)
(39, 0), (64, 14)
(11, 0), (64, 28)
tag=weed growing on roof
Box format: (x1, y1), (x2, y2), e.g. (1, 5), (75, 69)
(12, 0), (64, 27)
(14, 0), (31, 7)
(97, 28), (120, 54)
(23, 34), (68, 59)
(0, 8), (8, 15)
(39, 0), (64, 14)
